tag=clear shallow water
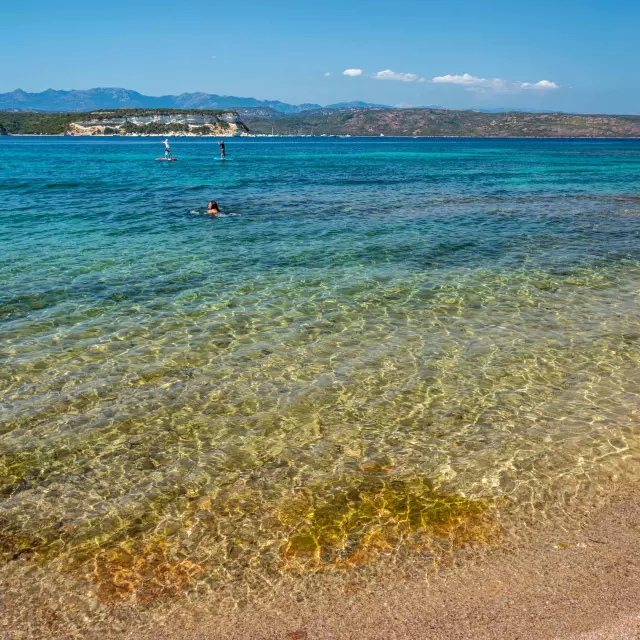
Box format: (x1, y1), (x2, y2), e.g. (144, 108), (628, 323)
(1, 137), (640, 614)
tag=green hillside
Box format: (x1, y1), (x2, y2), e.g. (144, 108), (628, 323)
(244, 108), (640, 138)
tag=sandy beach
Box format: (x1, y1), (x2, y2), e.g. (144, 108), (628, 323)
(112, 482), (640, 640)
(2, 480), (638, 639)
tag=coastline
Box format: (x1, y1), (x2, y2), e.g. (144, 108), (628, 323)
(123, 482), (640, 640)
(4, 133), (640, 139)
(4, 479), (637, 639)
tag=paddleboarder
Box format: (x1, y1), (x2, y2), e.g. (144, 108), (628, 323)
(163, 138), (171, 158)
(218, 140), (226, 160)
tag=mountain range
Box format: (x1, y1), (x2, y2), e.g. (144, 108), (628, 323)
(0, 88), (390, 114)
(0, 88), (569, 117)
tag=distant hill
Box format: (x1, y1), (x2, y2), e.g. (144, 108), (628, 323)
(326, 101), (389, 109)
(471, 107), (567, 114)
(0, 88), (386, 114)
(243, 108), (640, 138)
(234, 107), (291, 119)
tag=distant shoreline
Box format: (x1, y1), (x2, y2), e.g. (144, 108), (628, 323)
(3, 106), (638, 137)
(4, 133), (640, 139)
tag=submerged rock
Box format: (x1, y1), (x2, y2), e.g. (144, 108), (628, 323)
(279, 475), (497, 569)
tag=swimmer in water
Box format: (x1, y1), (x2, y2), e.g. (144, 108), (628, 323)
(207, 200), (221, 215)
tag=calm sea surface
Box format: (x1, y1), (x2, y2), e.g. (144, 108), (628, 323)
(1, 137), (640, 619)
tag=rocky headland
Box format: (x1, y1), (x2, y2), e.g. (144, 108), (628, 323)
(66, 109), (248, 136)
(0, 109), (248, 136)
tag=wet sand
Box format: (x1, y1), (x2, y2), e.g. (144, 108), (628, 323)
(122, 484), (640, 640)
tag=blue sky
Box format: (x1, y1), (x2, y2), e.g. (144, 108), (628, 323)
(3, 0), (639, 113)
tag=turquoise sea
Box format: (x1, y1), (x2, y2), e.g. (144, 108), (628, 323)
(1, 137), (640, 626)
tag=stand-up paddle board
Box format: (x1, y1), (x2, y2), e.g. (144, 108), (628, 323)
(156, 158), (177, 162)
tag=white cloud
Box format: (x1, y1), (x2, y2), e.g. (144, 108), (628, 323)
(433, 73), (484, 86)
(432, 74), (508, 91)
(432, 73), (559, 93)
(520, 80), (560, 90)
(324, 72), (332, 77)
(343, 68), (363, 77)
(373, 69), (425, 83)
